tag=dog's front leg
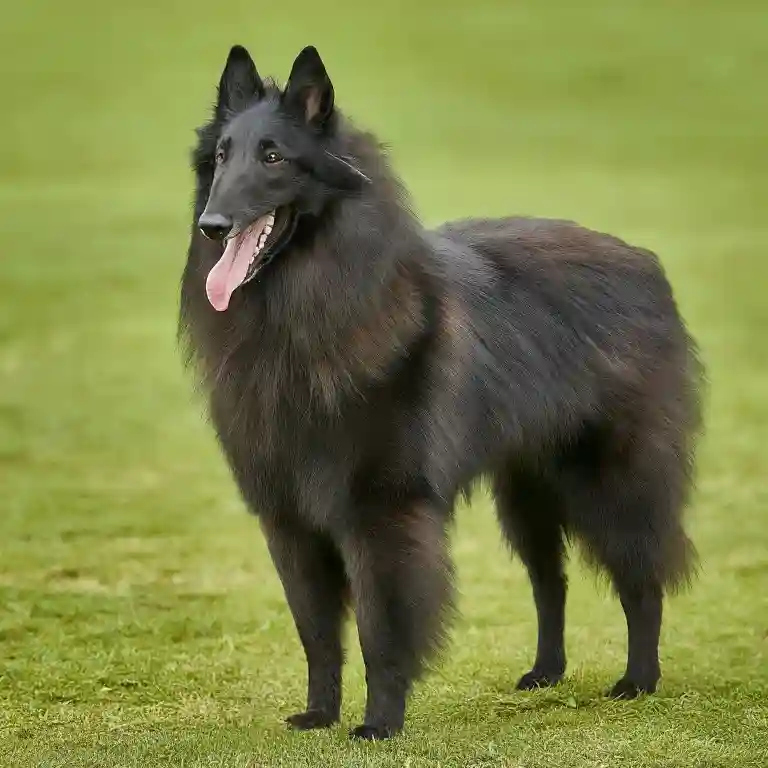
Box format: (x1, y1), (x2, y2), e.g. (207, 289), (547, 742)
(261, 515), (348, 729)
(338, 502), (454, 740)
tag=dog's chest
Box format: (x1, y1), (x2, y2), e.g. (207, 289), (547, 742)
(207, 336), (433, 520)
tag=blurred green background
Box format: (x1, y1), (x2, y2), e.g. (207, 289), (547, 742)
(1, 1), (767, 766)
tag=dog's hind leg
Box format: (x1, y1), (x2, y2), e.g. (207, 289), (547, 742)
(260, 515), (349, 729)
(609, 578), (663, 698)
(339, 502), (454, 740)
(493, 463), (568, 689)
(561, 425), (695, 698)
(572, 473), (665, 697)
(578, 480), (669, 699)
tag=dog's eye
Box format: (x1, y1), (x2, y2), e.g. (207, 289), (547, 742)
(215, 149), (225, 165)
(264, 150), (284, 165)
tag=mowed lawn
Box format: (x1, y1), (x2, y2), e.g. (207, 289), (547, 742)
(2, 1), (767, 766)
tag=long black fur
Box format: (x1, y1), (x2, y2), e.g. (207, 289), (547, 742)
(179, 45), (704, 740)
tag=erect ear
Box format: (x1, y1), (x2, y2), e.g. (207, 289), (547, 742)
(216, 45), (264, 118)
(283, 46), (334, 126)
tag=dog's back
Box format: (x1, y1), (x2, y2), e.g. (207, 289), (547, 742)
(424, 215), (701, 477)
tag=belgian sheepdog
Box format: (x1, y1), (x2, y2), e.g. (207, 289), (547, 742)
(179, 44), (703, 739)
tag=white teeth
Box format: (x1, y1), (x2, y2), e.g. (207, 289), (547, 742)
(264, 225), (272, 235)
(267, 212), (275, 225)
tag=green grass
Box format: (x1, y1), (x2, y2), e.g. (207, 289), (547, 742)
(2, 0), (767, 765)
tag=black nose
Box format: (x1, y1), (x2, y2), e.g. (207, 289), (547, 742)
(198, 212), (233, 241)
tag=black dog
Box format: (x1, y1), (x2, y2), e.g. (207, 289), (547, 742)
(179, 44), (703, 740)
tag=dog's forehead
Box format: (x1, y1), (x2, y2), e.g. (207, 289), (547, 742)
(225, 100), (289, 144)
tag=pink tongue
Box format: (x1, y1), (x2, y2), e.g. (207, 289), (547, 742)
(205, 220), (265, 311)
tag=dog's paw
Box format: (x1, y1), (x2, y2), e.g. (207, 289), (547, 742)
(516, 668), (564, 690)
(606, 677), (657, 699)
(286, 709), (338, 730)
(349, 724), (398, 741)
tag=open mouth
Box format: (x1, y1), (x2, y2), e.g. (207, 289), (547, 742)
(205, 206), (296, 311)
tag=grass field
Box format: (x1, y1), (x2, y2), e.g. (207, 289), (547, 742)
(2, 0), (767, 765)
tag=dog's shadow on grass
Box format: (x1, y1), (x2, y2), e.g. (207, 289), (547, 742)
(415, 677), (680, 732)
(482, 679), (706, 723)
(486, 684), (608, 719)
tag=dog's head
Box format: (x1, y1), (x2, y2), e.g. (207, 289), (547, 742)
(197, 45), (369, 311)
